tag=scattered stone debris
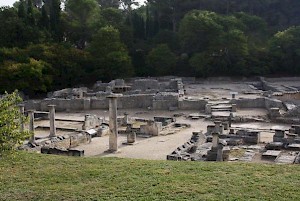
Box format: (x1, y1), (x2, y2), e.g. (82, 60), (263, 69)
(17, 76), (300, 163)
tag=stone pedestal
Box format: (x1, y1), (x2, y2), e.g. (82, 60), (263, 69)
(207, 132), (219, 161)
(216, 143), (224, 161)
(269, 108), (280, 119)
(230, 92), (238, 99)
(28, 110), (35, 143)
(82, 114), (90, 130)
(123, 112), (129, 125)
(214, 121), (222, 134)
(207, 125), (215, 135)
(231, 104), (237, 112)
(127, 132), (136, 144)
(222, 122), (229, 130)
(48, 105), (56, 138)
(205, 104), (212, 114)
(292, 125), (300, 135)
(107, 94), (122, 152)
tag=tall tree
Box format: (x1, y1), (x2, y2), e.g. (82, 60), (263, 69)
(65, 0), (101, 49)
(146, 44), (176, 76)
(26, 0), (36, 26)
(50, 0), (62, 42)
(88, 26), (134, 81)
(97, 0), (120, 8)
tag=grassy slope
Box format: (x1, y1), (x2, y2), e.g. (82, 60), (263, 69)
(0, 152), (300, 201)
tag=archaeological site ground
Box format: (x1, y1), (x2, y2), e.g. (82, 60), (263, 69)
(20, 76), (300, 164)
(2, 76), (300, 200)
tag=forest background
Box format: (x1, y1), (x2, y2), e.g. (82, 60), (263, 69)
(0, 0), (299, 96)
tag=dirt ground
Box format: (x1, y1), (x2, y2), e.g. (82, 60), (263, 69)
(32, 79), (299, 161)
(33, 108), (291, 160)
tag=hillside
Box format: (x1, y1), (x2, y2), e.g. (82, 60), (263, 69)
(0, 152), (299, 200)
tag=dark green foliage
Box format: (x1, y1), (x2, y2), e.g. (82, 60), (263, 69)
(146, 44), (176, 76)
(269, 26), (300, 74)
(0, 0), (300, 96)
(88, 26), (134, 81)
(49, 0), (62, 42)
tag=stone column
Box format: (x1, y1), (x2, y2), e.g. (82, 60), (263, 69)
(123, 112), (129, 125)
(107, 94), (122, 152)
(214, 121), (221, 134)
(228, 112), (234, 127)
(83, 114), (91, 130)
(231, 104), (237, 112)
(48, 105), (56, 137)
(28, 110), (35, 143)
(222, 122), (229, 130)
(230, 92), (238, 99)
(18, 104), (25, 132)
(216, 143), (224, 161)
(212, 132), (219, 149)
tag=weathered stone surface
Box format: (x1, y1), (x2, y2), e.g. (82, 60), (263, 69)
(262, 150), (281, 159)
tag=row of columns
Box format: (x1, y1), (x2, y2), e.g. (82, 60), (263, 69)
(20, 94), (121, 152)
(18, 104), (56, 143)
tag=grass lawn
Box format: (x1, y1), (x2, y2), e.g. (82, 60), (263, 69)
(0, 152), (300, 200)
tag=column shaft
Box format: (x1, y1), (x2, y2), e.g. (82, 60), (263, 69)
(109, 98), (118, 151)
(48, 105), (56, 137)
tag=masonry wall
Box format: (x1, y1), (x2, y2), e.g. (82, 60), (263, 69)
(119, 94), (154, 109)
(90, 98), (108, 109)
(264, 97), (283, 110)
(178, 99), (207, 110)
(232, 98), (265, 108)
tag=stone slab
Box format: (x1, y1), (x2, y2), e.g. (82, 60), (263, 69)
(262, 150), (281, 159)
(275, 155), (296, 164)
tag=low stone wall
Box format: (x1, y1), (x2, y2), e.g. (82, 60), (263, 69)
(90, 98), (108, 109)
(119, 94), (153, 109)
(24, 94), (285, 112)
(178, 99), (207, 110)
(231, 97), (283, 110)
(265, 97), (283, 110)
(24, 100), (42, 111)
(265, 77), (300, 82)
(232, 98), (265, 108)
(40, 98), (88, 111)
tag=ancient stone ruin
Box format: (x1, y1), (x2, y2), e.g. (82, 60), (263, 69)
(17, 76), (300, 163)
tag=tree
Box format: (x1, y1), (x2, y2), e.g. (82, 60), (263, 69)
(50, 0), (62, 42)
(269, 26), (300, 74)
(97, 0), (120, 8)
(65, 0), (101, 49)
(0, 91), (30, 157)
(179, 10), (223, 54)
(146, 44), (176, 76)
(26, 0), (36, 26)
(88, 26), (134, 81)
(0, 58), (53, 95)
(189, 52), (212, 77)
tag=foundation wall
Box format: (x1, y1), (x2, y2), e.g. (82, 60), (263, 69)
(119, 95), (153, 109)
(265, 97), (283, 110)
(178, 99), (207, 110)
(90, 98), (108, 109)
(232, 98), (265, 108)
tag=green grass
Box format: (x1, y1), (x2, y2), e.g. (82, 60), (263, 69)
(1, 152), (300, 201)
